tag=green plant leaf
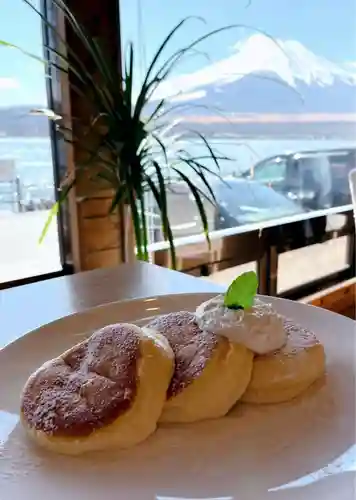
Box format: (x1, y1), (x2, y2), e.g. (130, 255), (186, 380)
(108, 183), (127, 213)
(224, 271), (258, 310)
(38, 201), (60, 245)
(138, 193), (149, 261)
(171, 166), (211, 249)
(146, 161), (177, 269)
(123, 43), (134, 112)
(128, 191), (144, 261)
(133, 18), (193, 123)
(39, 179), (76, 244)
(0, 39), (46, 64)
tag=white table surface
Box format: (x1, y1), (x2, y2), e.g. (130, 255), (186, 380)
(0, 262), (223, 346)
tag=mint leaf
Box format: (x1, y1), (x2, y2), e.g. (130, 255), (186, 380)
(224, 271), (258, 310)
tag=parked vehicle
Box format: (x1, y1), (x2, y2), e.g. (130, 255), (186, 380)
(213, 148), (355, 248)
(213, 177), (333, 250)
(150, 148), (355, 241)
(243, 148), (355, 210)
(214, 178), (306, 230)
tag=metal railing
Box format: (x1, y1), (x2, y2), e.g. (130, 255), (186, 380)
(150, 204), (355, 300)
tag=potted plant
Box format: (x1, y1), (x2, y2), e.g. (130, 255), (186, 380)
(5, 0), (235, 268)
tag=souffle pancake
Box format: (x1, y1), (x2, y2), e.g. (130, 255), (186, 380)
(21, 323), (173, 455)
(241, 318), (326, 404)
(147, 311), (253, 423)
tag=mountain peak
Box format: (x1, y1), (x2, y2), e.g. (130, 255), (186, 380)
(151, 34), (356, 102)
(232, 33), (283, 54)
(232, 34), (356, 87)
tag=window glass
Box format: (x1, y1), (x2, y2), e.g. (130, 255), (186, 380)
(253, 158), (287, 182)
(0, 0), (61, 284)
(120, 0), (356, 245)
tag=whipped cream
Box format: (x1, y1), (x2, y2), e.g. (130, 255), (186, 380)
(195, 295), (287, 355)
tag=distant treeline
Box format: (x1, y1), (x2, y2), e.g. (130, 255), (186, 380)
(0, 106), (354, 139)
(0, 106), (49, 137)
(175, 119), (356, 140)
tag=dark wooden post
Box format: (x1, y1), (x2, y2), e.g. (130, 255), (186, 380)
(59, 0), (127, 271)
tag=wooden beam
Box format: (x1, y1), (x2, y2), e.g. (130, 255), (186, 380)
(302, 277), (356, 318)
(59, 0), (125, 271)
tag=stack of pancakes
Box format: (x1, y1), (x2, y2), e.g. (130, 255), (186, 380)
(21, 309), (325, 455)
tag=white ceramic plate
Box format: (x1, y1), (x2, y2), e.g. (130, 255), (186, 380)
(1, 293), (355, 500)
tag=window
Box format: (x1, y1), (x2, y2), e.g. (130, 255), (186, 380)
(0, 0), (62, 285)
(252, 157), (287, 183)
(120, 0), (356, 245)
(120, 0), (355, 294)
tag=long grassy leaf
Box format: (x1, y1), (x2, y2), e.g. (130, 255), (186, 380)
(0, 39), (46, 64)
(179, 158), (218, 205)
(43, 44), (87, 85)
(90, 37), (117, 88)
(109, 183), (128, 213)
(39, 179), (75, 244)
(128, 190), (144, 261)
(23, 0), (117, 115)
(58, 134), (119, 175)
(178, 152), (232, 162)
(150, 133), (169, 165)
(133, 25), (240, 119)
(124, 43), (134, 113)
(145, 98), (166, 123)
(151, 25), (239, 90)
(171, 167), (211, 248)
(48, 1), (123, 115)
(144, 17), (203, 83)
(22, 0), (72, 59)
(55, 0), (119, 96)
(193, 130), (224, 172)
(179, 155), (231, 188)
(138, 193), (149, 261)
(145, 165), (176, 269)
(133, 17), (200, 122)
(51, 0), (95, 56)
(151, 101), (228, 122)
(55, 14), (120, 114)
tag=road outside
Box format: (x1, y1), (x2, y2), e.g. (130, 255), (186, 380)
(0, 211), (61, 284)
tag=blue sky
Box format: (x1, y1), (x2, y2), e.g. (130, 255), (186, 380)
(121, 0), (356, 64)
(0, 0), (46, 106)
(0, 0), (355, 106)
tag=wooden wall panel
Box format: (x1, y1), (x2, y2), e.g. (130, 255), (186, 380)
(62, 0), (124, 271)
(303, 278), (356, 319)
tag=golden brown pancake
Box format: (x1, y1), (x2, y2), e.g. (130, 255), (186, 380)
(147, 311), (253, 423)
(242, 318), (326, 404)
(21, 323), (173, 454)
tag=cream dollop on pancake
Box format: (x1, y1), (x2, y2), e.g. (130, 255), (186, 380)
(147, 311), (253, 423)
(242, 318), (326, 404)
(196, 296), (287, 355)
(21, 323), (174, 454)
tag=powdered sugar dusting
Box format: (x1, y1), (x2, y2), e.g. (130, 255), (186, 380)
(263, 318), (321, 360)
(283, 318), (320, 349)
(21, 324), (141, 437)
(147, 311), (219, 398)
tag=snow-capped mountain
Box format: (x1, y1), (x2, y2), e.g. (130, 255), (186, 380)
(151, 34), (356, 115)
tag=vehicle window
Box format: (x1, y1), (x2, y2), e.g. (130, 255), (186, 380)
(298, 155), (332, 209)
(329, 152), (355, 182)
(218, 180), (301, 209)
(253, 158), (287, 182)
(329, 151), (355, 201)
